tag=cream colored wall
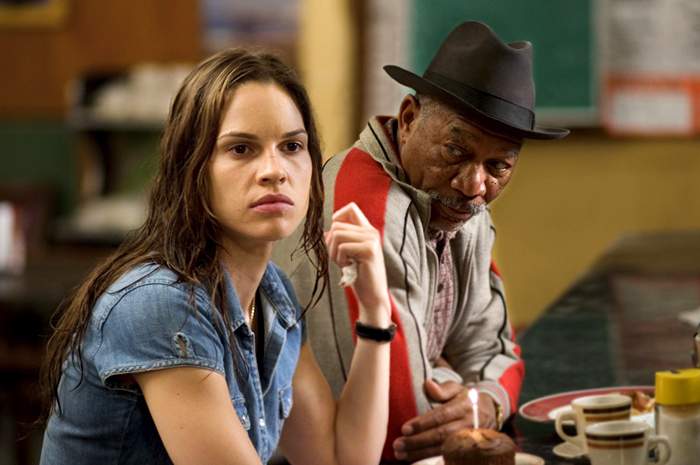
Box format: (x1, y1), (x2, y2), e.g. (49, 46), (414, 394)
(491, 133), (700, 328)
(298, 0), (359, 156)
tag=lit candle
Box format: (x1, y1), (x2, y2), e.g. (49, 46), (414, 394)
(468, 387), (479, 429)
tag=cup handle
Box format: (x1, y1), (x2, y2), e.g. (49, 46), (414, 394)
(554, 410), (583, 448)
(648, 435), (672, 465)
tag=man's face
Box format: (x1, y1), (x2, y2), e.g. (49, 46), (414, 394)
(397, 96), (522, 232)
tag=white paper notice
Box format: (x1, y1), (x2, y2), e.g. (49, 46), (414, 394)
(609, 88), (693, 133)
(602, 0), (700, 134)
(604, 0), (700, 74)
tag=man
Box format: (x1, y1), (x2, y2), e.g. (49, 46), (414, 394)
(275, 21), (569, 462)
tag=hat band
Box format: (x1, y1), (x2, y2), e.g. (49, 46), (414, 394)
(424, 71), (535, 130)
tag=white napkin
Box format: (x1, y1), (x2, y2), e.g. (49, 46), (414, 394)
(678, 307), (700, 327)
(339, 261), (358, 287)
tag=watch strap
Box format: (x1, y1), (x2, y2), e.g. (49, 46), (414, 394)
(355, 321), (397, 342)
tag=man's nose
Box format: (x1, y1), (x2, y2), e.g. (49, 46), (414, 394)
(451, 163), (486, 198)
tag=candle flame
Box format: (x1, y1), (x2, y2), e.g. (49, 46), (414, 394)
(468, 388), (479, 429)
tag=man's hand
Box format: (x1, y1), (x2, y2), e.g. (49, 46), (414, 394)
(392, 379), (498, 462)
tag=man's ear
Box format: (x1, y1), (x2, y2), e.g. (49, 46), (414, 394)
(397, 94), (421, 143)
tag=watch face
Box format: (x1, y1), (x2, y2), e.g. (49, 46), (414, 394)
(495, 403), (504, 429)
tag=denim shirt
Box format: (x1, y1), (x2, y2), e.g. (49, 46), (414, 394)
(40, 262), (304, 465)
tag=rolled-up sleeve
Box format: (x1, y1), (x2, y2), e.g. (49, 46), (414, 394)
(91, 283), (226, 389)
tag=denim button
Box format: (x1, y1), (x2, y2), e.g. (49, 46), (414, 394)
(259, 418), (266, 428)
(232, 396), (251, 431)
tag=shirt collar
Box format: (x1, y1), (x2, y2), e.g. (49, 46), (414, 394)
(222, 263), (299, 332)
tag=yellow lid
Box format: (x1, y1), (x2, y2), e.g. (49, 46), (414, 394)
(655, 368), (700, 405)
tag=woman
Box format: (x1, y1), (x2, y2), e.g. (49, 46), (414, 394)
(39, 49), (392, 465)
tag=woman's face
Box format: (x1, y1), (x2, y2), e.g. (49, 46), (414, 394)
(209, 81), (312, 248)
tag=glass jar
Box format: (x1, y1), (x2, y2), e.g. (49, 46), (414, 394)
(655, 368), (700, 465)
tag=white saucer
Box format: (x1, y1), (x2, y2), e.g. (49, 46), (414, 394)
(548, 405), (656, 429)
(547, 404), (573, 421)
(516, 452), (546, 465)
(552, 442), (584, 459)
(412, 452), (544, 465)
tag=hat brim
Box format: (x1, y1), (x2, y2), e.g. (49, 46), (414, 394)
(384, 65), (569, 140)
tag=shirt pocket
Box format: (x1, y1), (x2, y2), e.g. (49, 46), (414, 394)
(232, 395), (251, 431)
(279, 384), (293, 420)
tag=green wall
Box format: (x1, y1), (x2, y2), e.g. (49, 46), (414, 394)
(0, 121), (77, 215)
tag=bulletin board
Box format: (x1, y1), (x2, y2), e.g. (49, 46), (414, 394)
(410, 0), (597, 126)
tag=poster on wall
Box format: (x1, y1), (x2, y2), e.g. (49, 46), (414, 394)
(601, 0), (700, 135)
(201, 0), (299, 63)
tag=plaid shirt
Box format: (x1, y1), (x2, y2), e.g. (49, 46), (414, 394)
(426, 230), (457, 362)
(384, 118), (459, 363)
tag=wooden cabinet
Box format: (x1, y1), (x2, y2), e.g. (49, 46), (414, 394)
(0, 0), (202, 118)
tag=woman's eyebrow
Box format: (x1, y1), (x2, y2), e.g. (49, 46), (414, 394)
(217, 131), (258, 140)
(281, 129), (307, 138)
(217, 129), (307, 140)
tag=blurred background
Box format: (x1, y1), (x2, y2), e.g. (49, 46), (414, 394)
(1, 0), (699, 463)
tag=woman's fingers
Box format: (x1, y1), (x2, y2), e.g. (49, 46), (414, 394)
(332, 202), (372, 228)
(325, 229), (377, 266)
(335, 242), (373, 268)
(326, 202), (390, 317)
(325, 203), (380, 269)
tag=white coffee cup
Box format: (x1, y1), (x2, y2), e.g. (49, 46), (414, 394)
(555, 393), (631, 453)
(585, 420), (671, 465)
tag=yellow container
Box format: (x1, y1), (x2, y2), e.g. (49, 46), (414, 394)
(655, 369), (700, 465)
(655, 368), (700, 405)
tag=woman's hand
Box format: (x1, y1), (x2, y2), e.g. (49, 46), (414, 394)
(325, 202), (391, 324)
(280, 203), (391, 465)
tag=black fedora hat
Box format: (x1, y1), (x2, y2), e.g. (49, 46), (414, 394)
(385, 21), (569, 140)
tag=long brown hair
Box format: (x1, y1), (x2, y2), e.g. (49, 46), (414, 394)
(40, 48), (328, 420)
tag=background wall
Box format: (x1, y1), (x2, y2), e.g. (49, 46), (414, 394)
(298, 0), (362, 156)
(491, 132), (700, 327)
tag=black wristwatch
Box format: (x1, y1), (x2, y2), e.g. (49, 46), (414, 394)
(355, 321), (397, 342)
